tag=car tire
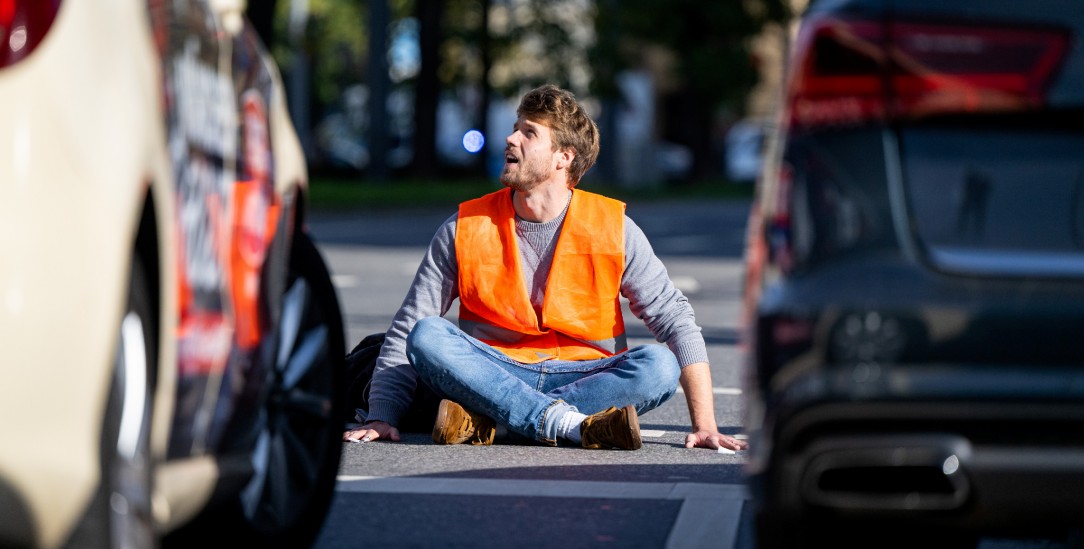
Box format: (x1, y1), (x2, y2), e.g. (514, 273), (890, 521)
(67, 256), (158, 549)
(233, 231), (346, 548)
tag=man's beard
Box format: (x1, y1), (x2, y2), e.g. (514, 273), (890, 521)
(500, 155), (549, 192)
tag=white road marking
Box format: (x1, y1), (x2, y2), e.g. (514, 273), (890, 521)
(676, 387), (743, 396)
(640, 429), (667, 438)
(666, 488), (744, 549)
(336, 476), (747, 500)
(670, 275), (701, 294)
(335, 477), (747, 548)
(331, 274), (360, 288)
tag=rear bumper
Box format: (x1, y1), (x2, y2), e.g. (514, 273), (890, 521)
(749, 363), (1084, 533)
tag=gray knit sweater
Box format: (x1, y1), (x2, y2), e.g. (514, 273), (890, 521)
(366, 193), (708, 426)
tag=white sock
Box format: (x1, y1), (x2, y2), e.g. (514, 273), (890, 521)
(555, 410), (588, 443)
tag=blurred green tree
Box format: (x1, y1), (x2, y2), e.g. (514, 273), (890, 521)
(590, 0), (791, 181)
(269, 0), (370, 110)
(412, 0), (592, 177)
(255, 0), (793, 181)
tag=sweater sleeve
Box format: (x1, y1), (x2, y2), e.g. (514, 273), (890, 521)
(620, 215), (709, 368)
(366, 213), (459, 426)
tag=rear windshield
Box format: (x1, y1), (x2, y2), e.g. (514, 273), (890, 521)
(902, 128), (1084, 277)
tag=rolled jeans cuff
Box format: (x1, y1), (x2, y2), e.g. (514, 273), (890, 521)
(538, 399), (576, 446)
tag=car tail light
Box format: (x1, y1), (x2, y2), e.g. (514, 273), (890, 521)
(786, 15), (1070, 130)
(0, 0), (62, 68)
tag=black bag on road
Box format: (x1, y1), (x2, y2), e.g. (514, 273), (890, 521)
(344, 332), (439, 433)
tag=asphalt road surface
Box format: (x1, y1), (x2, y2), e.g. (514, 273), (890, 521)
(307, 195), (756, 548)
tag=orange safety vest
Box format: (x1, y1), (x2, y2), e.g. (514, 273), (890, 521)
(456, 188), (628, 363)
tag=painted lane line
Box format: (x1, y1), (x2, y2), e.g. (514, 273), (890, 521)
(666, 492), (743, 549)
(331, 274), (360, 288)
(676, 387), (743, 396)
(336, 476), (746, 501)
(670, 275), (701, 294)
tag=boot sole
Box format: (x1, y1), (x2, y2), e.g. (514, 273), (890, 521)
(432, 400), (494, 445)
(625, 405), (643, 450)
(432, 400), (460, 444)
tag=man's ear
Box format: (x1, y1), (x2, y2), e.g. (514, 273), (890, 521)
(555, 148), (575, 171)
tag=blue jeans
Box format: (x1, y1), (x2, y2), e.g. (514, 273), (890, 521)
(406, 316), (681, 445)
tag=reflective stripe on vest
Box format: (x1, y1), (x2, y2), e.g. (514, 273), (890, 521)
(456, 188), (627, 363)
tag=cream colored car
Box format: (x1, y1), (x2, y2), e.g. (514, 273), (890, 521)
(0, 1), (346, 547)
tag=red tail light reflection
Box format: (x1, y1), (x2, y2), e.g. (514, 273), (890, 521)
(786, 15), (1070, 130)
(1, 0), (62, 69)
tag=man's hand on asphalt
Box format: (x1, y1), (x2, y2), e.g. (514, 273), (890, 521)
(684, 430), (748, 451)
(344, 420), (400, 443)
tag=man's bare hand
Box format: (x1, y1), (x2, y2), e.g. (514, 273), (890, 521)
(684, 430), (747, 451)
(343, 420), (400, 443)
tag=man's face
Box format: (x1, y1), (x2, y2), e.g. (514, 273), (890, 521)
(501, 116), (562, 192)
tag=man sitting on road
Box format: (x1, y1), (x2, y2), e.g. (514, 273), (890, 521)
(343, 84), (747, 452)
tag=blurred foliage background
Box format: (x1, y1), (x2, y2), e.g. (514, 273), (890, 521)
(245, 0), (799, 197)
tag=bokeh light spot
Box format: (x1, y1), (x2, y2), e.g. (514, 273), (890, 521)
(462, 130), (485, 154)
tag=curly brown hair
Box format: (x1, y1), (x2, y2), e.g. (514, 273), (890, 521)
(516, 84), (600, 187)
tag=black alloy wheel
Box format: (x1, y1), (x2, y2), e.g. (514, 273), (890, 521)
(237, 231), (346, 548)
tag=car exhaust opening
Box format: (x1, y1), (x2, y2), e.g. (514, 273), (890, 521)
(818, 464), (957, 495)
(800, 437), (971, 512)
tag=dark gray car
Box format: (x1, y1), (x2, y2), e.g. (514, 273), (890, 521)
(742, 0), (1084, 546)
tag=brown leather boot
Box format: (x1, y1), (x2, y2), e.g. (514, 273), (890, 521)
(580, 405), (642, 450)
(431, 400), (496, 445)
